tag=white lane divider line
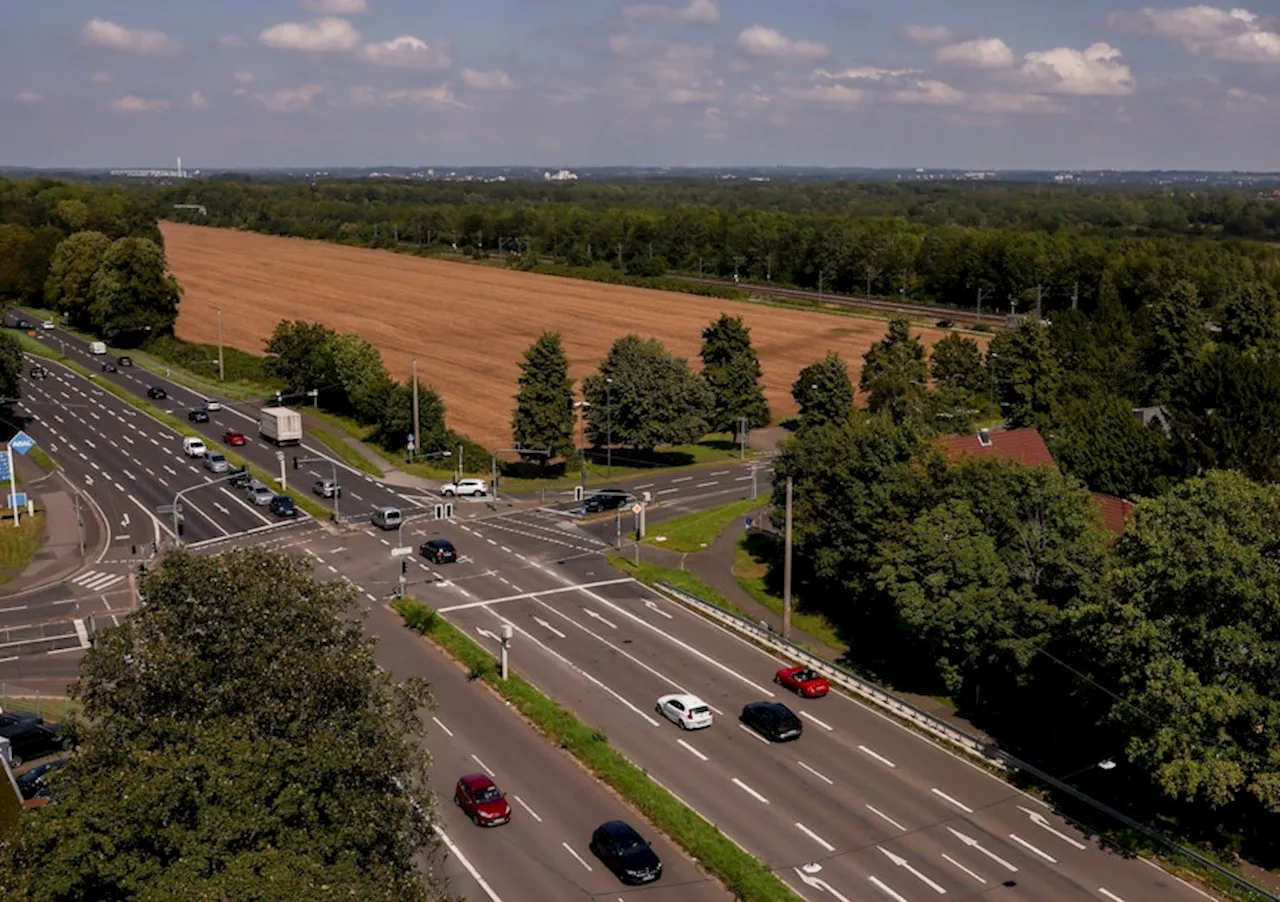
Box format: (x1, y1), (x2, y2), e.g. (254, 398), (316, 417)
(470, 753), (494, 775)
(866, 804), (906, 832)
(581, 608), (617, 630)
(435, 827), (503, 902)
(931, 787), (974, 813)
(512, 795), (542, 822)
(738, 723), (770, 744)
(877, 847), (947, 894)
(677, 739), (708, 761)
(1008, 833), (1057, 863)
(671, 476), (692, 483)
(430, 716), (453, 737)
(797, 760), (833, 784)
(795, 822), (835, 852)
(941, 854), (986, 884)
(800, 710), (833, 731)
(533, 617), (566, 638)
(868, 875), (910, 902)
(562, 842), (593, 872)
(1098, 889), (1126, 902)
(732, 777), (769, 804)
(73, 618), (91, 649)
(366, 592), (377, 602)
(859, 745), (896, 767)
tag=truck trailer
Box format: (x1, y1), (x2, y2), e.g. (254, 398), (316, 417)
(258, 406), (303, 446)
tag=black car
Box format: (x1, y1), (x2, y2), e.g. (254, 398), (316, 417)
(739, 701), (803, 742)
(101, 363), (118, 373)
(188, 408), (210, 423)
(0, 711), (68, 766)
(936, 320), (955, 329)
(117, 356), (132, 367)
(584, 489), (631, 513)
(420, 538), (457, 564)
(589, 820), (662, 885)
(228, 467), (252, 489)
(16, 759), (68, 801)
(28, 365), (46, 379)
(146, 386), (168, 400)
(269, 495), (297, 518)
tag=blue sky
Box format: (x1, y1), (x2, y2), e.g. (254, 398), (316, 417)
(3, 0), (1279, 169)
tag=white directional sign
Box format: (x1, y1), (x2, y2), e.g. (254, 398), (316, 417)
(946, 827), (1018, 872)
(1016, 806), (1086, 849)
(876, 847), (947, 894)
(794, 867), (853, 902)
(390, 546), (414, 557)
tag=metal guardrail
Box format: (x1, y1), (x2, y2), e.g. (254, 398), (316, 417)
(656, 581), (1280, 902)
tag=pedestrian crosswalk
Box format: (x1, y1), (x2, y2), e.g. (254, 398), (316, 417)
(71, 569), (127, 593)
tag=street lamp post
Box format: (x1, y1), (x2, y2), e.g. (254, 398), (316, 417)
(574, 400), (591, 492)
(606, 378), (613, 477)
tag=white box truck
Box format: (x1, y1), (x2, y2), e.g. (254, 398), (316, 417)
(258, 406), (303, 446)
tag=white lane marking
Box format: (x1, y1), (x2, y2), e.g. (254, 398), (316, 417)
(633, 483), (654, 489)
(942, 854), (986, 884)
(866, 805), (907, 832)
(796, 822), (835, 852)
(946, 827), (1018, 872)
(121, 469), (136, 481)
(710, 470), (730, 476)
(213, 502), (231, 516)
(581, 607), (617, 629)
(677, 739), (708, 761)
(734, 475), (751, 481)
(562, 842), (593, 872)
(868, 875), (910, 902)
(931, 788), (974, 813)
(671, 476), (692, 483)
(470, 753), (494, 775)
(434, 827), (503, 902)
(859, 745), (896, 768)
(435, 578), (632, 614)
(643, 599), (674, 619)
(801, 710), (833, 731)
(656, 488), (678, 495)
(877, 846), (947, 894)
(511, 795), (542, 822)
(366, 593), (377, 602)
(1008, 833), (1057, 863)
(739, 723), (769, 744)
(431, 716), (453, 737)
(732, 777), (769, 804)
(500, 545), (511, 553)
(164, 465), (177, 476)
(697, 481), (718, 487)
(797, 760), (833, 785)
(1016, 805), (1087, 849)
(1098, 890), (1126, 902)
(532, 617), (566, 639)
(73, 618), (91, 648)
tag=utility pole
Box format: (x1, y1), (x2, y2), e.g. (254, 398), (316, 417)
(783, 475), (793, 639)
(976, 286), (992, 318)
(738, 415), (748, 460)
(216, 307), (225, 382)
(865, 266), (882, 299)
(1033, 285), (1047, 321)
(1071, 283), (1079, 311)
(606, 378), (613, 477)
(766, 253), (773, 281)
(733, 256), (745, 284)
(411, 358), (420, 465)
(818, 270), (825, 300)
(616, 243), (624, 269)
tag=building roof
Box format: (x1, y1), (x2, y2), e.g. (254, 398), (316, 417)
(938, 427), (1059, 471)
(1092, 493), (1137, 537)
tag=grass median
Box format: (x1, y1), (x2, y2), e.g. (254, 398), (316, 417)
(0, 511), (45, 584)
(391, 596), (801, 902)
(644, 495), (767, 553)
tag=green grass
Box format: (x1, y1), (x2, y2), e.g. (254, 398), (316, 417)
(391, 596), (800, 902)
(607, 553), (752, 617)
(735, 534), (847, 651)
(308, 423), (384, 478)
(645, 495), (767, 553)
(0, 694), (77, 722)
(27, 447), (56, 472)
(0, 511), (44, 581)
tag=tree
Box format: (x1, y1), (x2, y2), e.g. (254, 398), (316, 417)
(582, 335), (712, 450)
(987, 319), (1061, 427)
(1143, 279), (1204, 403)
(792, 352), (854, 428)
(859, 317), (930, 424)
(699, 314), (771, 433)
(1173, 344), (1280, 483)
(44, 230), (111, 328)
(930, 333), (985, 392)
(1220, 281), (1280, 353)
(511, 331), (576, 462)
(374, 378), (449, 453)
(86, 236), (181, 345)
(263, 319), (339, 394)
(0, 548), (442, 901)
(330, 332), (393, 423)
(0, 332), (22, 400)
(1048, 391), (1175, 498)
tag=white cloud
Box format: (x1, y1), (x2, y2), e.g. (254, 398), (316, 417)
(189, 91), (208, 108)
(902, 24), (956, 45)
(664, 87), (718, 103)
(218, 34), (247, 48)
(1209, 30), (1280, 62)
(622, 0), (719, 23)
(969, 92), (1062, 113)
(546, 86), (598, 103)
(936, 37), (1016, 68)
(108, 94), (170, 113)
(1020, 42), (1135, 95)
(894, 79), (967, 105)
(90, 72), (112, 84)
(14, 92), (43, 105)
(738, 25), (828, 60)
(460, 68), (517, 90)
(301, 0), (368, 13)
(259, 18), (361, 52)
(233, 72), (255, 84)
(254, 84), (324, 112)
(349, 84), (468, 108)
(1107, 5), (1280, 64)
(360, 35), (452, 68)
(784, 83), (866, 104)
(814, 66), (920, 81)
(1226, 85), (1270, 102)
(81, 19), (182, 55)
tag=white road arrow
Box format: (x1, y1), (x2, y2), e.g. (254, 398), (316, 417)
(643, 600), (673, 619)
(533, 617), (567, 639)
(84, 475), (93, 486)
(877, 847), (947, 894)
(582, 608), (617, 629)
(946, 827), (1018, 872)
(121, 513), (130, 528)
(1017, 806), (1087, 850)
(793, 868), (853, 902)
(476, 627), (498, 641)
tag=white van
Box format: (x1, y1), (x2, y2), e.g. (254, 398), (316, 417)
(182, 436), (207, 458)
(89, 341), (107, 355)
(372, 506), (402, 530)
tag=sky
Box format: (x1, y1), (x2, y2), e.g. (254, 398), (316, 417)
(3, 0), (1279, 170)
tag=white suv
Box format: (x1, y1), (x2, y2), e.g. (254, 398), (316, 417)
(182, 437), (207, 458)
(440, 478), (488, 497)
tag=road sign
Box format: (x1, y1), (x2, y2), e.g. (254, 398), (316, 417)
(407, 440), (416, 451)
(0, 452), (10, 482)
(157, 504), (179, 515)
(8, 430), (34, 456)
(407, 433), (415, 444)
(390, 546), (414, 557)
(7, 493), (26, 508)
(745, 517), (753, 529)
(631, 503), (643, 514)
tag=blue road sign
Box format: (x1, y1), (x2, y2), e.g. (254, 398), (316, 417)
(745, 517), (754, 529)
(407, 432), (415, 444)
(9, 430), (35, 456)
(7, 493), (26, 508)
(0, 451), (9, 482)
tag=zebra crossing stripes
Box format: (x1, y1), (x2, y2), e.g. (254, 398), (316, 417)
(71, 570), (126, 593)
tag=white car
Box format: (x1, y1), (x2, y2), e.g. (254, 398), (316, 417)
(440, 478), (488, 497)
(656, 694), (713, 730)
(205, 400), (222, 411)
(182, 437), (207, 458)
(41, 321), (54, 331)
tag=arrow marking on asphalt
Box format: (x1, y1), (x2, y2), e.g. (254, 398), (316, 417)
(120, 513), (129, 528)
(643, 599), (674, 619)
(533, 617), (566, 638)
(1017, 806), (1087, 849)
(946, 827), (1018, 872)
(794, 868), (854, 902)
(877, 847), (947, 894)
(582, 608), (617, 629)
(866, 876), (908, 902)
(476, 627), (498, 641)
(84, 475), (93, 486)
(1008, 833), (1057, 863)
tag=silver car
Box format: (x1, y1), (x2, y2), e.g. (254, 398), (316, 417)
(247, 485), (274, 506)
(203, 452), (229, 474)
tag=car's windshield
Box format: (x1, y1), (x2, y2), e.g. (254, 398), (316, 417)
(474, 785), (501, 802)
(796, 670), (817, 681)
(618, 834), (646, 852)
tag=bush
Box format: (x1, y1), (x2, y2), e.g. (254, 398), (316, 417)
(143, 334), (273, 385)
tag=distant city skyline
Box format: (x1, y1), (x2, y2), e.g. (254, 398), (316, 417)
(4, 1), (1279, 170)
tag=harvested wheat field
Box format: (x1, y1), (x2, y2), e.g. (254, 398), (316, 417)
(163, 222), (962, 449)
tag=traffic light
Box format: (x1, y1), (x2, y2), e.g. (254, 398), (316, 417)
(293, 456), (300, 470)
(401, 559), (408, 576)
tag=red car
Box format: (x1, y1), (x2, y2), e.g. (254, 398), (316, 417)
(775, 665), (830, 698)
(223, 429), (247, 446)
(454, 773), (511, 827)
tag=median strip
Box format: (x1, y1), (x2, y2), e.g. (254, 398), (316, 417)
(391, 596), (801, 902)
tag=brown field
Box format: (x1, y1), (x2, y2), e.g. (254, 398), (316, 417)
(163, 222), (962, 450)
